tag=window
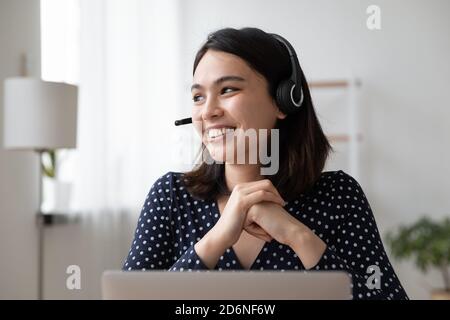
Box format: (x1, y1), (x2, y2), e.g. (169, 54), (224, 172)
(40, 0), (80, 84)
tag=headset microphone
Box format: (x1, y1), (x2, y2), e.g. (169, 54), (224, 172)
(174, 117), (192, 126)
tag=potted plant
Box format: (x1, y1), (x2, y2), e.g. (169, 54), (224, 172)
(41, 149), (73, 213)
(385, 216), (450, 300)
(41, 149), (57, 177)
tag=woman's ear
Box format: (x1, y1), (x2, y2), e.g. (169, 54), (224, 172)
(272, 99), (287, 120)
(276, 109), (287, 120)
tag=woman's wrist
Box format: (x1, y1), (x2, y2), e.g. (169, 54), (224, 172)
(287, 225), (327, 270)
(194, 225), (230, 269)
(208, 224), (233, 251)
(282, 220), (307, 247)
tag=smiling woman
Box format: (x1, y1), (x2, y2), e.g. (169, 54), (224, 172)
(185, 28), (329, 201)
(123, 27), (409, 300)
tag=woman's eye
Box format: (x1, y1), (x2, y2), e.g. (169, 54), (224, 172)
(192, 95), (203, 103)
(221, 87), (238, 94)
(192, 87), (238, 103)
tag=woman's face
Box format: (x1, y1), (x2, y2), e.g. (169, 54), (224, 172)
(191, 49), (286, 163)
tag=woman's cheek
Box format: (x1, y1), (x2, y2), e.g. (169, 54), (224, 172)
(191, 110), (203, 136)
(223, 94), (246, 112)
(227, 99), (258, 147)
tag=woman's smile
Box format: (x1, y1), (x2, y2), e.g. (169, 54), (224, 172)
(205, 127), (236, 143)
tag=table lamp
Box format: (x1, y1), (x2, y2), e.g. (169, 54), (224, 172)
(2, 77), (78, 300)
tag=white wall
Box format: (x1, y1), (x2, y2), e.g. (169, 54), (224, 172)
(179, 0), (450, 299)
(0, 0), (41, 299)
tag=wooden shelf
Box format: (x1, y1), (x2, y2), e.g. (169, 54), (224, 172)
(327, 133), (363, 143)
(309, 79), (361, 88)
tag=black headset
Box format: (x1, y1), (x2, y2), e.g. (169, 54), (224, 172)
(175, 33), (304, 126)
(270, 33), (304, 115)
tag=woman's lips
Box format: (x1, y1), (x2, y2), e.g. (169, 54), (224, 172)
(204, 127), (236, 143)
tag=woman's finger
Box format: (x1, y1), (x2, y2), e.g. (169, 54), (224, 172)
(243, 190), (285, 211)
(244, 222), (269, 237)
(245, 223), (272, 242)
(241, 179), (284, 202)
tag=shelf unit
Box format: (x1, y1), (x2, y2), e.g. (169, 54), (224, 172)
(309, 78), (362, 179)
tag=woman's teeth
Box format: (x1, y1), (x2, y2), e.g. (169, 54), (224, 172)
(207, 127), (235, 139)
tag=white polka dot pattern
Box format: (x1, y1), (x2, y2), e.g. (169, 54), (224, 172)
(123, 170), (409, 300)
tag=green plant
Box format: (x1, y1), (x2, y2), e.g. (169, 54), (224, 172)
(41, 149), (57, 178)
(385, 216), (450, 292)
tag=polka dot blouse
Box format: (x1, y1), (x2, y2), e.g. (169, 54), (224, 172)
(123, 170), (409, 300)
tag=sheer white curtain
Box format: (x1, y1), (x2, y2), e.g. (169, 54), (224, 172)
(60, 0), (187, 217)
(41, 0), (190, 296)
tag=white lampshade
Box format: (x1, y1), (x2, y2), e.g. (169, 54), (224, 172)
(3, 77), (78, 150)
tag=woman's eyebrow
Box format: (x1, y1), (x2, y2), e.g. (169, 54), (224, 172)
(191, 75), (246, 91)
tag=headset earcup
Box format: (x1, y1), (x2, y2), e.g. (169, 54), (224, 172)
(276, 79), (296, 115)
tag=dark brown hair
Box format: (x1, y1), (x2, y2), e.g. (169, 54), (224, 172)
(183, 27), (333, 202)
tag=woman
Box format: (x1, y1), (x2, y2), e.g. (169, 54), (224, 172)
(123, 27), (408, 300)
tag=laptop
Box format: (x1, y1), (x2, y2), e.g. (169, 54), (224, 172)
(102, 270), (352, 300)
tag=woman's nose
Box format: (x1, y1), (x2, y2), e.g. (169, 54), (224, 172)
(202, 96), (224, 120)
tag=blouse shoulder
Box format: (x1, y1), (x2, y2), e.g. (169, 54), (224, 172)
(316, 170), (363, 190)
(317, 169), (353, 180)
(147, 171), (191, 199)
(315, 170), (370, 212)
(301, 169), (367, 204)
(149, 171), (184, 188)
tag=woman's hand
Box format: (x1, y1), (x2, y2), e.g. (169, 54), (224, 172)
(213, 179), (285, 248)
(245, 202), (301, 245)
(245, 202), (327, 269)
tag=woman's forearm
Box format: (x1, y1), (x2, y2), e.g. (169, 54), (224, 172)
(287, 225), (327, 270)
(194, 226), (230, 269)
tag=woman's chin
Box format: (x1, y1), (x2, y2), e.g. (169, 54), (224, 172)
(207, 148), (226, 163)
(205, 146), (235, 164)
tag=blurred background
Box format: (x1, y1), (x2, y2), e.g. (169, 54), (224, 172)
(0, 0), (449, 299)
